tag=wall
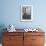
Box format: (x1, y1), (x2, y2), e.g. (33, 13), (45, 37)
(0, 0), (46, 30)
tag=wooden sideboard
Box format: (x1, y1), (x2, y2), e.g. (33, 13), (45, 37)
(2, 30), (45, 46)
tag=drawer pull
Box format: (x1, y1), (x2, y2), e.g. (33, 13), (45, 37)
(32, 39), (36, 40)
(9, 38), (13, 40)
(9, 38), (12, 40)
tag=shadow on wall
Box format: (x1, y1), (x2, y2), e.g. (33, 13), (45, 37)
(0, 24), (7, 43)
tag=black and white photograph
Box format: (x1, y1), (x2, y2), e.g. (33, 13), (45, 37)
(21, 5), (33, 21)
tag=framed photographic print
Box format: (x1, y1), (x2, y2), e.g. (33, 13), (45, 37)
(21, 5), (33, 21)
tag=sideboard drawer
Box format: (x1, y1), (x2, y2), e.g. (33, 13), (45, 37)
(3, 32), (23, 36)
(24, 32), (44, 36)
(32, 36), (45, 44)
